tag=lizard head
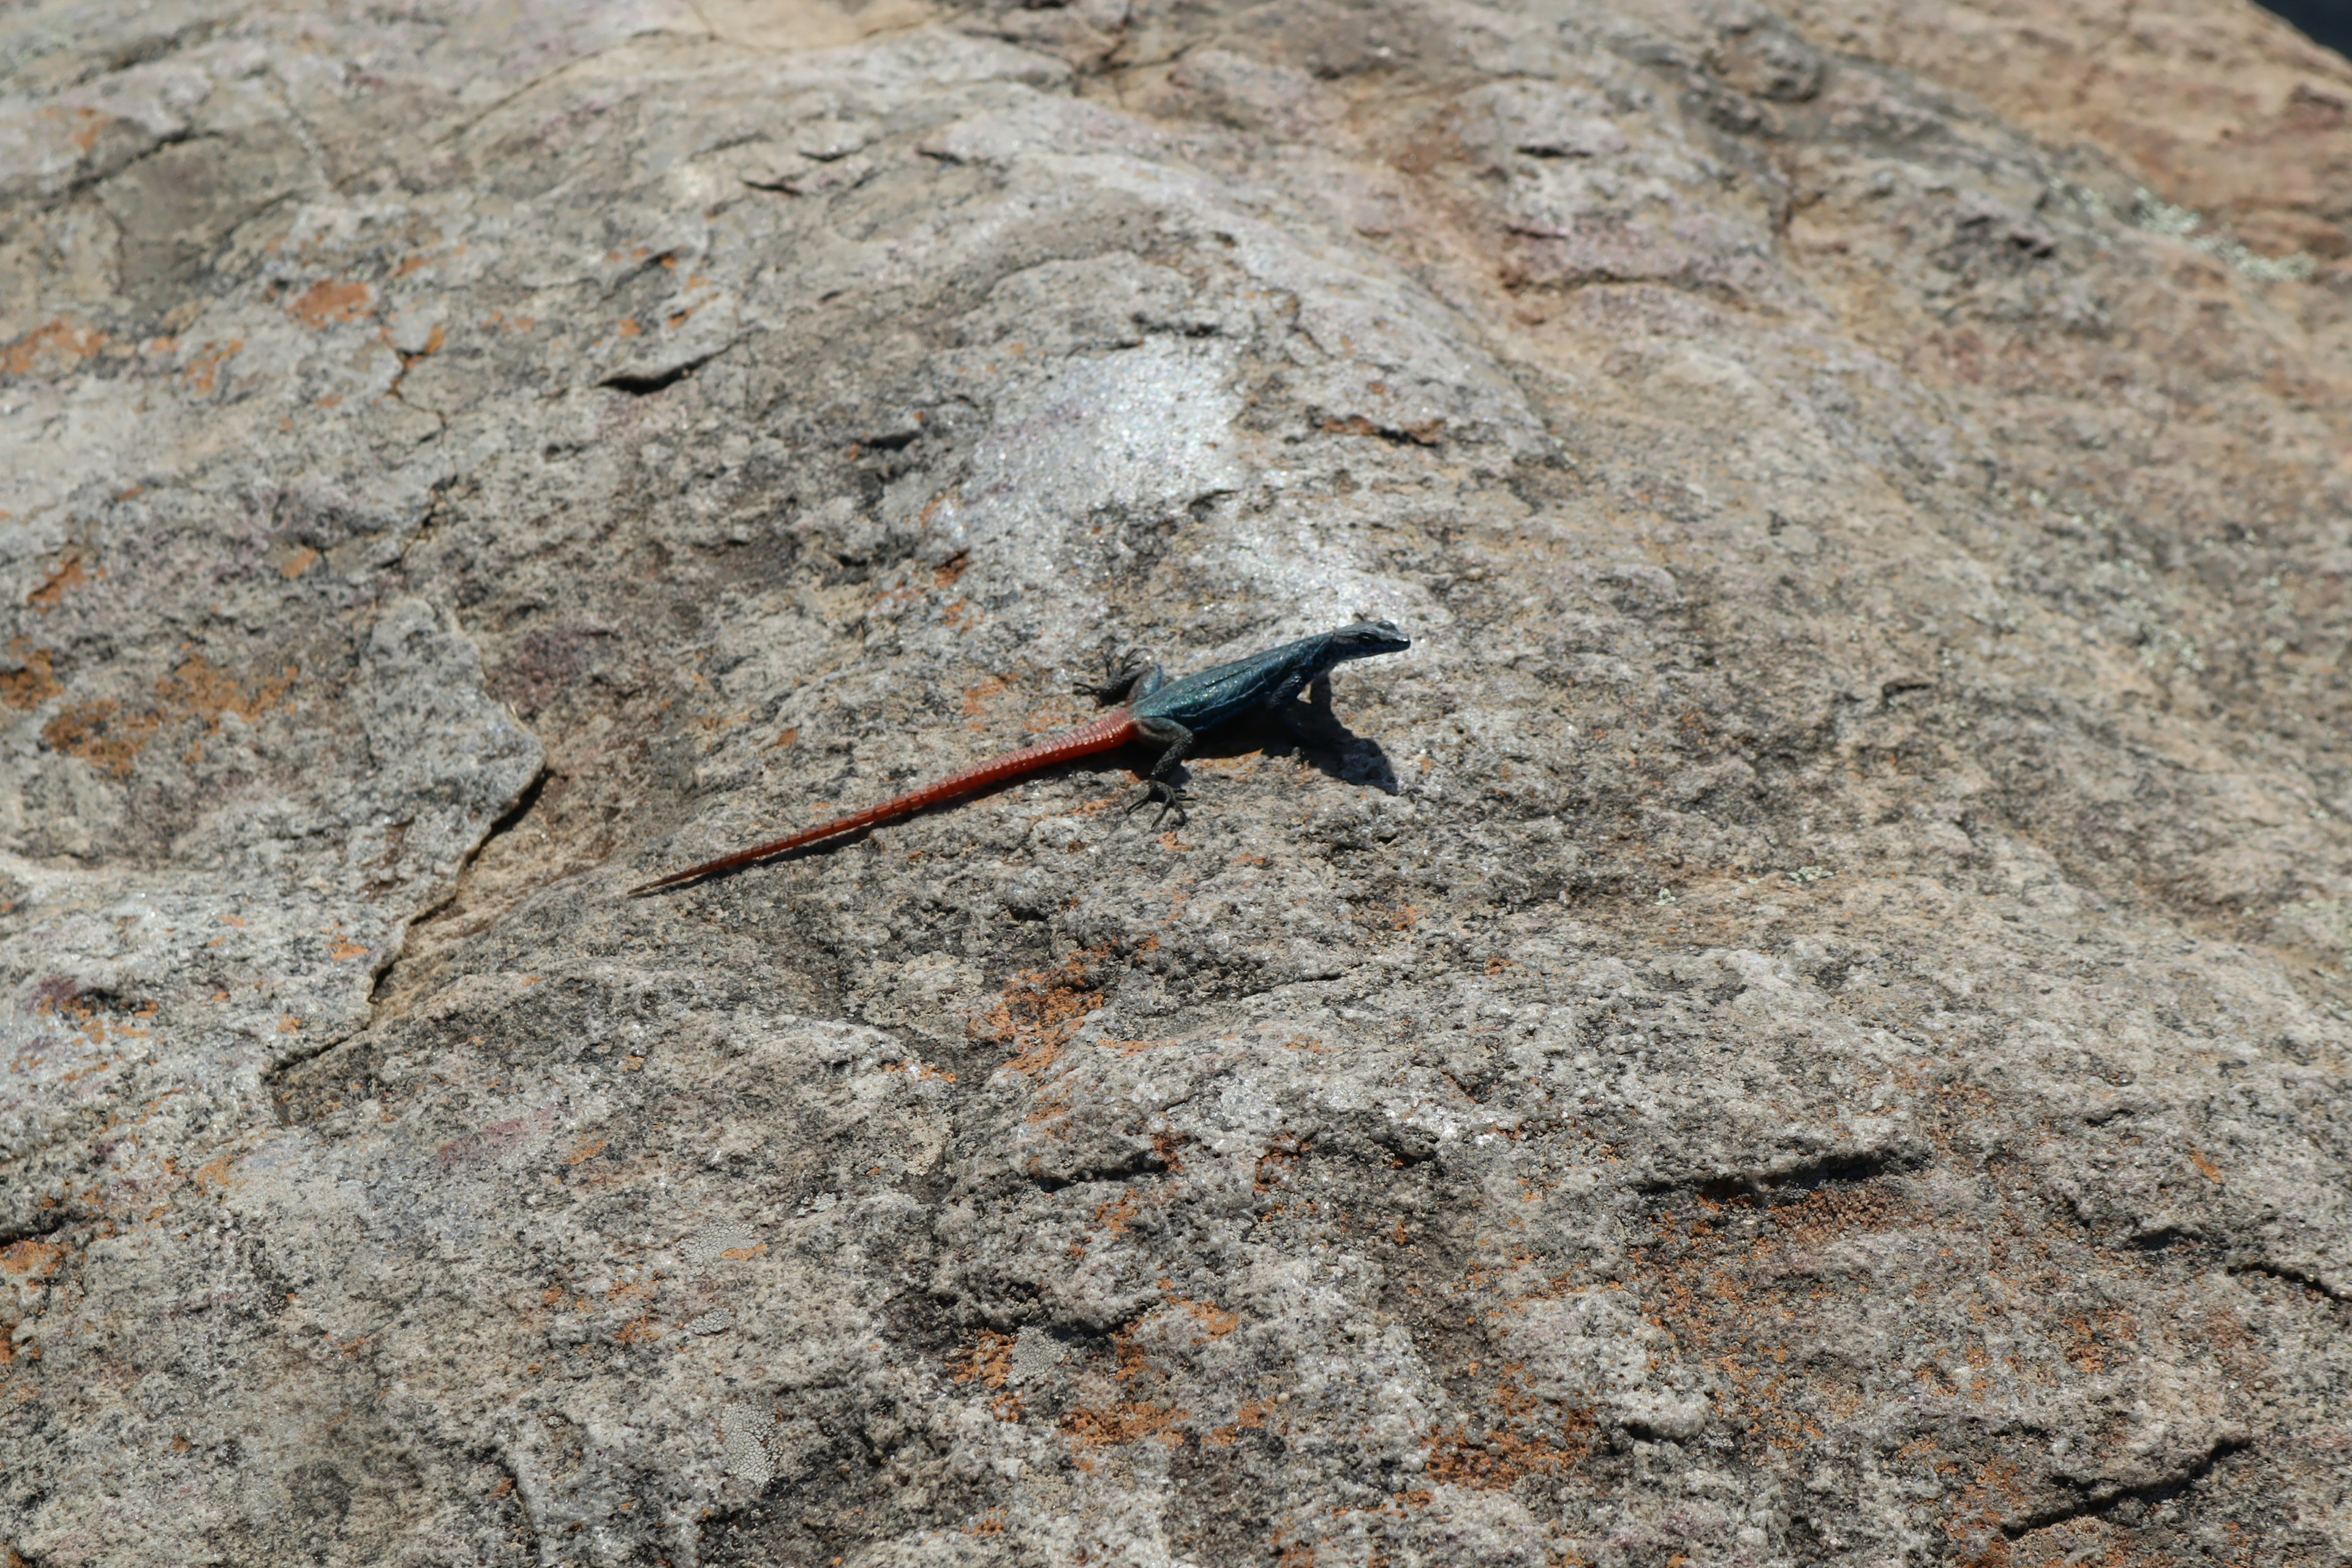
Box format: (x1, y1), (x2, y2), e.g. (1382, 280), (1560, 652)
(1328, 619), (1412, 660)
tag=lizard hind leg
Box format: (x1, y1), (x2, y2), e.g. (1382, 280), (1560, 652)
(1125, 715), (1194, 828)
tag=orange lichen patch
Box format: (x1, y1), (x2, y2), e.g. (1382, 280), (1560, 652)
(1150, 1131), (1188, 1172)
(277, 547), (320, 580)
(1423, 1399), (1595, 1489)
(184, 338), (243, 395)
(290, 280), (374, 328)
(1, 320), (107, 379)
(960, 674), (1012, 717)
(951, 1330), (1014, 1391)
(1172, 1297), (1238, 1338)
(1253, 1136), (1311, 1195)
(31, 989), (156, 1050)
(1940, 1456), (2043, 1558)
(965, 1508), (1008, 1536)
(1094, 1191), (1137, 1236)
(64, 107), (111, 150)
(974, 951), (1106, 1074)
(2188, 1148), (2222, 1181)
(1060, 1402), (1188, 1449)
(0, 1239), (66, 1280)
(45, 655), (297, 777)
(1106, 1326), (1156, 1387)
(321, 924), (371, 960)
(1101, 1037), (1175, 1056)
(0, 643), (62, 709)
(157, 655), (296, 734)
(27, 556), (87, 612)
(1003, 1035), (1063, 1077)
(2057, 1305), (2138, 1374)
(42, 699), (156, 777)
(1205, 1397), (1275, 1447)
(565, 1139), (609, 1166)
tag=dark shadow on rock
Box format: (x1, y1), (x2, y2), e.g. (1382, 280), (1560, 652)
(1183, 672), (1401, 795)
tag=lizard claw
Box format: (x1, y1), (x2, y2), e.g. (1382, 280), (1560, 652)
(1124, 780), (1187, 829)
(1076, 647), (1153, 705)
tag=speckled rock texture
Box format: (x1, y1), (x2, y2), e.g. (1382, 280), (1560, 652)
(4, 2), (2350, 1564)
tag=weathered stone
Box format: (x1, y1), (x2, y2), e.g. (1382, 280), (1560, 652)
(3, 2), (2349, 1565)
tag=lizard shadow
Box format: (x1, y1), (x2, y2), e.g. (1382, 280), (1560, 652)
(1176, 674), (1401, 796)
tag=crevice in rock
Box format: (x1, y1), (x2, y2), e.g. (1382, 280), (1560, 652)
(262, 1024), (366, 1086)
(1309, 408), (1447, 446)
(600, 349), (729, 396)
(477, 764), (553, 857)
(0, 1209), (72, 1250)
(369, 761), (551, 1011)
(75, 18), (225, 84)
(2001, 1436), (2248, 1539)
(1642, 1145), (1922, 1202)
(1016, 1150), (1175, 1194)
(2228, 1259), (2351, 1303)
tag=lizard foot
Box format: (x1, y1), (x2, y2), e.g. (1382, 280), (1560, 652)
(1075, 646), (1153, 705)
(1123, 780), (1188, 829)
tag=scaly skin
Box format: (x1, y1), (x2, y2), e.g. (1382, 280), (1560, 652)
(627, 620), (1411, 895)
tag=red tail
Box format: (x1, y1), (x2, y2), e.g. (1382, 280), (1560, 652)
(627, 710), (1140, 895)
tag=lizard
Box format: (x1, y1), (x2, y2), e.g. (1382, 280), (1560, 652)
(626, 619), (1411, 895)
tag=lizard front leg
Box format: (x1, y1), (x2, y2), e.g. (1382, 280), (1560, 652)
(1076, 646), (1166, 706)
(1125, 714), (1194, 827)
(1267, 672), (1340, 750)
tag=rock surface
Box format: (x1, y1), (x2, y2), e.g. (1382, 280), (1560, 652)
(4, 1), (2351, 1564)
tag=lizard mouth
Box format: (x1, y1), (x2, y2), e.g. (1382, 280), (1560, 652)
(1336, 618), (1411, 654)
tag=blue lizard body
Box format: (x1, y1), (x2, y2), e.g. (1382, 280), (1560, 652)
(1093, 619), (1412, 822)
